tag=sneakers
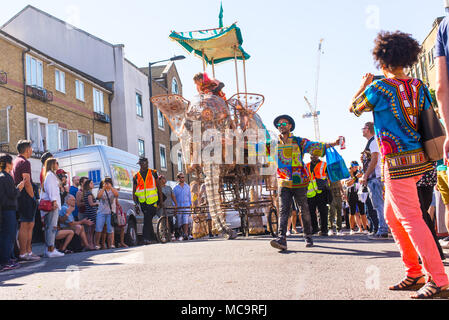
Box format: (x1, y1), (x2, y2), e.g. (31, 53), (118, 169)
(45, 249), (65, 258)
(270, 237), (287, 251)
(328, 230), (335, 236)
(188, 235), (194, 240)
(336, 230), (345, 236)
(349, 230), (356, 235)
(286, 230), (291, 237)
(368, 233), (389, 240)
(178, 236), (184, 241)
(318, 231), (328, 236)
(27, 252), (41, 261)
(19, 253), (34, 261)
(223, 228), (238, 240)
(305, 237), (314, 247)
(363, 229), (370, 235)
(0, 260), (21, 272)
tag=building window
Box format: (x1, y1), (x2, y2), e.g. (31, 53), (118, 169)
(78, 133), (90, 148)
(159, 144), (167, 170)
(55, 69), (65, 93)
(58, 128), (68, 151)
(158, 109), (165, 129)
(76, 80), (85, 101)
(27, 114), (48, 153)
(172, 78), (179, 94)
(136, 92), (143, 117)
(94, 134), (108, 146)
(177, 151), (183, 172)
(138, 139), (145, 158)
(93, 88), (104, 113)
(26, 55), (43, 88)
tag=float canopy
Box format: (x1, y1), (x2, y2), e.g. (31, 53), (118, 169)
(169, 23), (250, 65)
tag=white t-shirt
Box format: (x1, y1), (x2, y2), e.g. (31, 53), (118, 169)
(368, 137), (382, 179)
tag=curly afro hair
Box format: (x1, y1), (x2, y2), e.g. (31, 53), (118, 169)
(372, 31), (422, 70)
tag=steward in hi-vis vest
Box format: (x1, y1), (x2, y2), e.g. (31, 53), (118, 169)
(306, 155), (332, 236)
(306, 159), (328, 199)
(132, 157), (162, 244)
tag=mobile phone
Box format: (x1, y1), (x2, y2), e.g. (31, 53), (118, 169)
(373, 75), (385, 81)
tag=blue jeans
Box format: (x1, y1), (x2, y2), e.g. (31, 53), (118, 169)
(0, 210), (17, 264)
(367, 177), (389, 235)
(44, 209), (59, 248)
(95, 213), (113, 233)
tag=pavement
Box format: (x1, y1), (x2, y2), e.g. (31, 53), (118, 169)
(1, 231), (449, 300)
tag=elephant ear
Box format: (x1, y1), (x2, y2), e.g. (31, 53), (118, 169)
(150, 94), (190, 136)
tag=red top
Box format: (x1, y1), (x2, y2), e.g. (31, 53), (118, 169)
(12, 155), (32, 185)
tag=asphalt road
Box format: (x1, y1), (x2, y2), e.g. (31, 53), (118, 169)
(1, 232), (448, 300)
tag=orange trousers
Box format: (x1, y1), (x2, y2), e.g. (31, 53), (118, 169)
(384, 168), (448, 287)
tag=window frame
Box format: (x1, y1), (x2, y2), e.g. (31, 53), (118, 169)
(55, 69), (66, 93)
(157, 109), (165, 130)
(171, 78), (179, 94)
(159, 144), (167, 171)
(75, 79), (85, 102)
(58, 127), (69, 151)
(26, 54), (44, 88)
(136, 92), (143, 117)
(138, 139), (145, 158)
(93, 88), (104, 113)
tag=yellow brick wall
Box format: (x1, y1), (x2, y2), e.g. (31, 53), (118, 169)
(0, 35), (112, 154)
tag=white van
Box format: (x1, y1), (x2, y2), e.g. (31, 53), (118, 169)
(54, 145), (154, 246)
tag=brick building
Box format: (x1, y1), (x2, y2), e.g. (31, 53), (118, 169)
(0, 30), (113, 182)
(408, 17), (445, 91)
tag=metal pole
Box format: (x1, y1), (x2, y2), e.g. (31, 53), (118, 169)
(212, 59), (215, 78)
(202, 50), (206, 73)
(242, 56), (248, 94)
(148, 62), (157, 169)
(234, 47), (240, 93)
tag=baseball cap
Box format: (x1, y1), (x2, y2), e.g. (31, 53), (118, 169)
(56, 169), (67, 175)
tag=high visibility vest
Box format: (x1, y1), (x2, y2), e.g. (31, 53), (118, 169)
(134, 170), (158, 205)
(306, 161), (327, 198)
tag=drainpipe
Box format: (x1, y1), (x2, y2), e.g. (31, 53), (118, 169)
(108, 92), (114, 147)
(22, 48), (30, 139)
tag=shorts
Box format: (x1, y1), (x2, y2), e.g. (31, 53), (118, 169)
(177, 213), (190, 227)
(348, 192), (365, 215)
(95, 213), (113, 233)
(437, 171), (449, 205)
(18, 191), (36, 223)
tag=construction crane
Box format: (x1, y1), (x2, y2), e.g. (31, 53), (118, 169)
(303, 38), (324, 141)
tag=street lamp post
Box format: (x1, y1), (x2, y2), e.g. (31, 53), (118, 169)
(148, 55), (185, 175)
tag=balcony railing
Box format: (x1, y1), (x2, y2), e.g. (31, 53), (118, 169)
(26, 85), (53, 102)
(0, 71), (7, 85)
(94, 111), (111, 123)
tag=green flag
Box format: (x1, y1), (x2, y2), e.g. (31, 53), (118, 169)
(219, 2), (223, 28)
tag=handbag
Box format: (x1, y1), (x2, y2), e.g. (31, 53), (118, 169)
(116, 202), (127, 227)
(105, 190), (118, 227)
(418, 90), (446, 161)
(325, 147), (350, 182)
(38, 199), (53, 212)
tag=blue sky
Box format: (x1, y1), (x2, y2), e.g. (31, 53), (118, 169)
(1, 0), (447, 165)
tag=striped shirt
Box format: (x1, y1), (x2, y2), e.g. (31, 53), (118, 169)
(83, 191), (98, 223)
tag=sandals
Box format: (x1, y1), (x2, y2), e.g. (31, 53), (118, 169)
(389, 275), (425, 291)
(62, 249), (73, 254)
(411, 280), (449, 299)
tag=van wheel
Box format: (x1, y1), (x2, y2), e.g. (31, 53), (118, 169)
(125, 219), (138, 247)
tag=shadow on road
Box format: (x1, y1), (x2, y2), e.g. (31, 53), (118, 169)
(0, 247), (134, 286)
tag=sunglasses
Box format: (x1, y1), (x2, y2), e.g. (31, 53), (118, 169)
(276, 122), (289, 128)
